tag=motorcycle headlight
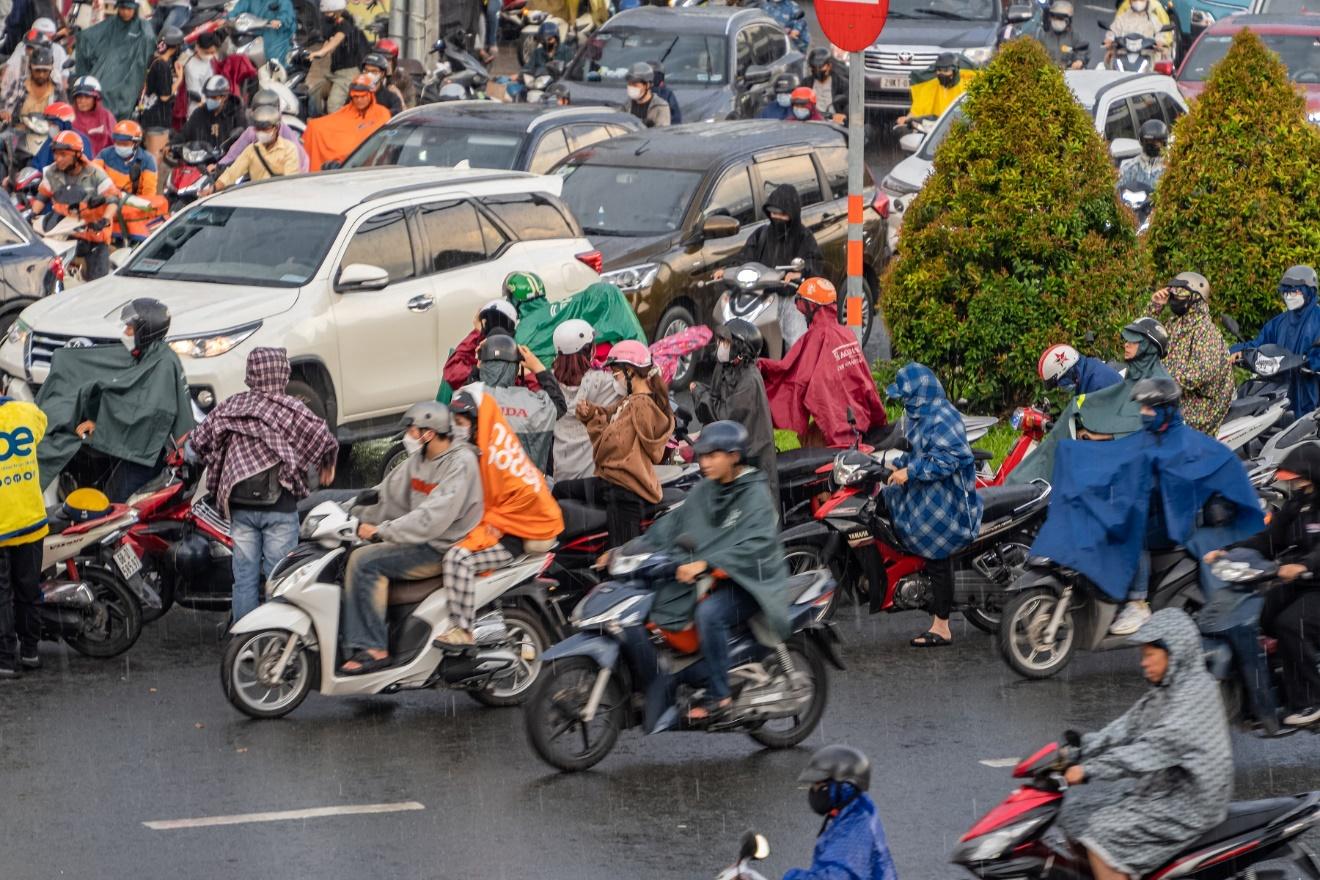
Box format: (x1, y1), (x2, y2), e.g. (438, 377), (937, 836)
(300, 513), (328, 540)
(573, 593), (647, 628)
(1121, 190), (1148, 208)
(956, 815), (1049, 863)
(833, 452), (869, 486)
(1124, 37), (1143, 52)
(181, 146), (210, 164)
(168, 322), (262, 358)
(5, 318), (30, 349)
(961, 46), (993, 66)
(1254, 355), (1281, 377)
(608, 551), (651, 576)
(601, 263), (660, 294)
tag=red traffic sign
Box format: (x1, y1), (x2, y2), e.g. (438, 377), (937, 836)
(813, 0), (890, 53)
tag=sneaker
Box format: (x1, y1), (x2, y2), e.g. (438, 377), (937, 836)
(18, 652), (39, 670)
(1283, 706), (1320, 727)
(433, 627), (475, 649)
(1109, 601), (1152, 636)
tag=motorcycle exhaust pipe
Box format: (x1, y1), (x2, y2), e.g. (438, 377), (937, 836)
(39, 579), (96, 608)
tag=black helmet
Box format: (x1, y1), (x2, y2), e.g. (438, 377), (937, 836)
(626, 62), (654, 85)
(797, 744), (871, 792)
(399, 400), (451, 434)
(120, 298), (171, 348)
(807, 47), (833, 73)
(478, 333), (520, 364)
(1281, 264), (1318, 291)
(28, 45), (53, 69)
(771, 72), (799, 95)
(361, 51), (390, 72)
(716, 319), (763, 362)
(449, 390), (478, 423)
(693, 420), (749, 459)
(159, 25), (185, 48)
(1121, 316), (1168, 358)
(1139, 118), (1169, 146)
(1131, 377), (1181, 408)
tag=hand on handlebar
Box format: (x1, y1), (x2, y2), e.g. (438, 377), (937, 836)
(1229, 350), (1243, 364)
(1064, 765), (1086, 785)
(712, 267), (725, 280)
(357, 522), (379, 541)
(784, 271), (802, 283)
(887, 467), (908, 486)
(1280, 563), (1309, 582)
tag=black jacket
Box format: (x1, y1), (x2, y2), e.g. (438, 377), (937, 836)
(1241, 491), (1320, 573)
(179, 99), (247, 150)
(694, 362), (777, 501)
(735, 183), (824, 276)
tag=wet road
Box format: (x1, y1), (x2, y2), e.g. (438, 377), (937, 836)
(3, 607), (1318, 879)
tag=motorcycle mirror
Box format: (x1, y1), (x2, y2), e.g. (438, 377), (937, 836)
(1221, 314), (1242, 340)
(790, 257), (806, 272)
(1082, 330), (1096, 346)
(1160, 22), (1175, 31)
(1097, 18), (1109, 29)
(355, 488), (380, 507)
(1073, 40), (1090, 52)
(738, 831), (770, 862)
(1064, 728), (1082, 747)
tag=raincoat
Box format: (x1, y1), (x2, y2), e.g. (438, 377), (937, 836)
(1029, 408), (1263, 600)
(230, 0), (297, 66)
(881, 363), (982, 560)
(477, 358), (565, 473)
(0, 396), (47, 546)
(73, 12), (155, 120)
(514, 282), (647, 365)
(759, 300), (887, 447)
(906, 60), (975, 120)
(734, 184), (824, 278)
(1230, 288), (1320, 418)
(1064, 355), (1122, 394)
(303, 89), (390, 171)
(783, 794), (899, 880)
(642, 467), (790, 639)
(694, 361), (777, 501)
(754, 0), (808, 51)
(1147, 296), (1233, 434)
(35, 342), (194, 489)
(72, 100), (116, 155)
(1058, 609), (1233, 877)
(1009, 337), (1170, 486)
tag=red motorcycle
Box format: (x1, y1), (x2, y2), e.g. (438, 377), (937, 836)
(954, 737), (1320, 879)
(974, 403), (1051, 488)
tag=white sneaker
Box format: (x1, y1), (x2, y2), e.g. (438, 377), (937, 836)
(1109, 601), (1152, 636)
(1283, 706), (1320, 727)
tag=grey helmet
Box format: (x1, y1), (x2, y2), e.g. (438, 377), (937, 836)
(1281, 265), (1318, 292)
(400, 401), (451, 435)
(478, 333), (521, 364)
(626, 62), (654, 85)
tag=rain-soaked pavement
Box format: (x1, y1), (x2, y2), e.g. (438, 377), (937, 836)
(3, 606), (1318, 879)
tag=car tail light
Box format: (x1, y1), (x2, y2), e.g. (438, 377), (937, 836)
(49, 256), (65, 284)
(576, 250), (603, 273)
(1154, 60), (1174, 76)
(871, 190), (890, 220)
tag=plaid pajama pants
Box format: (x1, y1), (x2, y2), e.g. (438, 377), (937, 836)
(442, 544), (515, 630)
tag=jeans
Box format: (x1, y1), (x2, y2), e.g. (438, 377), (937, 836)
(694, 585), (760, 701)
(342, 542), (446, 653)
(484, 0), (502, 48)
(230, 509), (299, 622)
(325, 67), (359, 113)
(104, 456), (164, 503)
(0, 540), (41, 669)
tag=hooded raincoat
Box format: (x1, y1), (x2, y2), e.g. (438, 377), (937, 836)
(514, 282), (647, 364)
(694, 360), (777, 501)
(881, 363), (982, 559)
(73, 12), (155, 120)
(642, 467), (790, 639)
(72, 99), (116, 155)
(734, 183), (824, 278)
(1009, 337), (1171, 486)
(1058, 609), (1233, 877)
(783, 794), (899, 880)
(1230, 288), (1320, 418)
(1148, 296), (1234, 434)
(304, 89), (391, 171)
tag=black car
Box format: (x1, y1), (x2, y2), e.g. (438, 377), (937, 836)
(0, 195), (59, 336)
(557, 120), (890, 384)
(560, 6), (805, 122)
(340, 102), (643, 175)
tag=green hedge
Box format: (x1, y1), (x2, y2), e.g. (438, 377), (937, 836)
(1148, 30), (1320, 333)
(881, 38), (1146, 410)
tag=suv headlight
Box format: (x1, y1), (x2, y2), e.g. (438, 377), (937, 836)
(962, 47), (993, 66)
(4, 318), (30, 349)
(601, 263), (661, 294)
(168, 322), (262, 358)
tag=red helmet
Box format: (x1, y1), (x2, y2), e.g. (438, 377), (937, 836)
(51, 129), (85, 156)
(376, 38), (400, 61)
(790, 86), (816, 106)
(44, 101), (74, 125)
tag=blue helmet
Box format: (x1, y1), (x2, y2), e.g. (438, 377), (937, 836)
(537, 20), (559, 41)
(693, 420), (749, 459)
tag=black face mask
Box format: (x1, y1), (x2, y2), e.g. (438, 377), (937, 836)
(808, 784), (834, 816)
(936, 71), (957, 88)
(1169, 297), (1193, 317)
(1142, 140), (1163, 158)
(545, 39), (557, 51)
(811, 66), (828, 81)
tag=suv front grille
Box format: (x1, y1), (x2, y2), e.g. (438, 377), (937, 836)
(26, 330), (116, 373)
(865, 50), (943, 72)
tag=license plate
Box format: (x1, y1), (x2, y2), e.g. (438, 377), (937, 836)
(114, 544), (142, 579)
(880, 73), (909, 90)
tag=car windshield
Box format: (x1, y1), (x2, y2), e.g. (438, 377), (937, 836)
(1180, 32), (1320, 82)
(917, 102), (967, 160)
(1259, 0), (1320, 13)
(558, 164), (703, 236)
(567, 30), (728, 85)
(885, 0), (998, 22)
(343, 123), (524, 170)
(121, 206), (343, 287)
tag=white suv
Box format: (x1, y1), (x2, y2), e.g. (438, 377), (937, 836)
(0, 168), (601, 442)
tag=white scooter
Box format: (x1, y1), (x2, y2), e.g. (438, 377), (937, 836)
(221, 491), (563, 719)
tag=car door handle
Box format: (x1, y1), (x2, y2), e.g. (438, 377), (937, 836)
(407, 294), (434, 313)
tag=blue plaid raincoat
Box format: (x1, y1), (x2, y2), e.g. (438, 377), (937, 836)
(783, 794), (899, 880)
(881, 363), (982, 560)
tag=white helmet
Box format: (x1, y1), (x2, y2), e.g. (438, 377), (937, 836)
(553, 319), (595, 355)
(478, 298), (518, 326)
(1038, 343), (1080, 386)
(319, 0), (346, 12)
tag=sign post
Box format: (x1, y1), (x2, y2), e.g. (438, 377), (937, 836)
(812, 0), (889, 328)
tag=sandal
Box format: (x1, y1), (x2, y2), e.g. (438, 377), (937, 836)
(910, 631), (952, 648)
(686, 697), (732, 723)
(340, 651), (391, 675)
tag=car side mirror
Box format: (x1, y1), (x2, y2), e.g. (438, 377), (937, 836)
(1006, 4), (1033, 22)
(1153, 59), (1173, 75)
(337, 262), (390, 291)
(700, 214), (740, 240)
(1109, 137), (1141, 161)
(742, 64), (772, 86)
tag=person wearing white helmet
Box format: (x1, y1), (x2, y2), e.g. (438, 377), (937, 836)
(550, 319), (620, 481)
(1037, 342), (1122, 395)
(307, 0), (369, 113)
(1, 18), (68, 93)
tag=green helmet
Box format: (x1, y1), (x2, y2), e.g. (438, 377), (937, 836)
(503, 271), (546, 306)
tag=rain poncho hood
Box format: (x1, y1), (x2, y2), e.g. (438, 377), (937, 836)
(1230, 287), (1320, 417)
(1065, 354), (1122, 394)
(1030, 409), (1263, 599)
(36, 342), (193, 487)
(1151, 297), (1233, 434)
(304, 90), (390, 171)
(72, 100), (116, 155)
(1058, 609), (1233, 876)
(907, 58), (975, 119)
(72, 12), (155, 119)
(734, 183), (824, 277)
(881, 363), (982, 559)
(642, 467), (791, 640)
(759, 301), (887, 446)
(514, 281), (646, 365)
(783, 794), (899, 880)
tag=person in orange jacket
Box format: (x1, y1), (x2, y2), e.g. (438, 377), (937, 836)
(33, 130), (119, 280)
(93, 119), (167, 243)
(303, 74), (390, 171)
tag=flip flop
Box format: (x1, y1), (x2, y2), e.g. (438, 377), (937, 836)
(340, 651), (391, 675)
(686, 698), (732, 723)
(910, 631), (952, 648)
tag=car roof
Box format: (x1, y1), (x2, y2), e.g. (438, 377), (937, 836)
(205, 167), (554, 214)
(600, 5), (771, 35)
(383, 100), (639, 133)
(564, 120), (844, 170)
(1206, 12), (1320, 32)
(1062, 69), (1174, 106)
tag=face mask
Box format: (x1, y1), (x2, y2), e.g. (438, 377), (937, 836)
(716, 342), (732, 363)
(1049, 16), (1068, 32)
(1142, 140), (1162, 158)
(776, 92), (791, 107)
(627, 85), (644, 102)
(792, 106), (811, 120)
(935, 72), (957, 88)
(402, 431), (429, 456)
(613, 375), (628, 396)
(1141, 413), (1163, 432)
(451, 424), (471, 443)
(808, 784), (834, 816)
(258, 129), (277, 145)
(1169, 298), (1192, 317)
(121, 330), (136, 353)
(113, 144), (134, 159)
(205, 97), (221, 111)
(1284, 292), (1306, 311)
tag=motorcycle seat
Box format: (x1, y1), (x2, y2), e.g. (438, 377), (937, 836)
(558, 499), (607, 538)
(1225, 395), (1270, 421)
(777, 447), (846, 479)
(387, 575), (445, 607)
(1180, 798), (1301, 852)
(977, 484), (1046, 523)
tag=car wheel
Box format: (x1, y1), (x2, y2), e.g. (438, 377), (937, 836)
(286, 379), (327, 423)
(0, 303), (30, 339)
(654, 304), (699, 389)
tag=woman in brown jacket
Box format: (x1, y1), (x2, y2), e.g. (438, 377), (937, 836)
(553, 340), (675, 561)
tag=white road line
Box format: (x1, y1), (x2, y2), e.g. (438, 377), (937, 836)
(143, 801), (425, 831)
(979, 758), (1021, 768)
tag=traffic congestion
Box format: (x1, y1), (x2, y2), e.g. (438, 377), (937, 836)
(1, 0), (1319, 876)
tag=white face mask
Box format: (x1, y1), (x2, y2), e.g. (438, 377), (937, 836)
(121, 330), (135, 353)
(1049, 16), (1068, 32)
(258, 129), (277, 145)
(113, 144), (134, 159)
(1284, 292), (1306, 311)
(792, 107), (811, 120)
(716, 342), (732, 363)
(613, 375), (628, 396)
(1130, 0), (1148, 11)
(402, 431), (426, 456)
(626, 85), (644, 102)
(451, 424), (470, 443)
(776, 93), (791, 108)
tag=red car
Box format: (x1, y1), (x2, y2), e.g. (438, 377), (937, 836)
(1176, 14), (1320, 120)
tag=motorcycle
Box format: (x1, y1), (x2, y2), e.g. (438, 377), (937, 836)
(165, 141), (224, 210)
(523, 536), (840, 771)
(1217, 314), (1306, 458)
(975, 403), (1051, 488)
(1098, 22), (1173, 72)
(715, 832), (772, 880)
(184, 0), (230, 33)
(710, 259), (805, 361)
(419, 33), (493, 104)
(220, 491), (563, 718)
(954, 735), (1320, 879)
(1118, 179), (1153, 234)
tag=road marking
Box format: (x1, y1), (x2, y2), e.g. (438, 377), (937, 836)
(143, 801), (425, 831)
(979, 758), (1020, 768)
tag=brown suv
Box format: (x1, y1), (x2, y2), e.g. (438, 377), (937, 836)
(555, 120), (891, 385)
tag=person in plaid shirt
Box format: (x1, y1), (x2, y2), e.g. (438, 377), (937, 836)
(188, 348), (338, 622)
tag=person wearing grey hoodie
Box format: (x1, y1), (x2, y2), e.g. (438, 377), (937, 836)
(339, 401), (483, 675)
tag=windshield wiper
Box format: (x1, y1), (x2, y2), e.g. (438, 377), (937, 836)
(581, 225), (623, 236)
(907, 8), (980, 19)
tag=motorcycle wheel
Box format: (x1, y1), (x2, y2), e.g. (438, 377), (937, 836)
(64, 567), (143, 658)
(378, 441), (408, 483)
(963, 607), (1000, 634)
(524, 656), (623, 772)
(518, 33), (537, 68)
(782, 542), (842, 616)
(221, 629), (314, 719)
(467, 606), (551, 707)
(748, 638), (829, 749)
(997, 589), (1076, 679)
(139, 559), (176, 624)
